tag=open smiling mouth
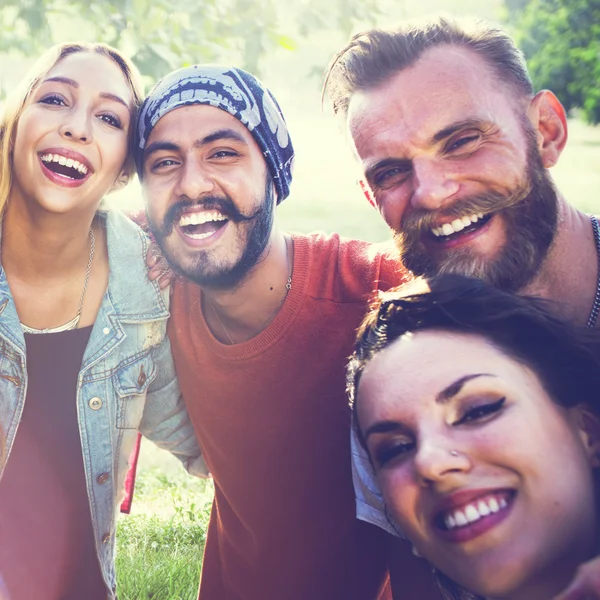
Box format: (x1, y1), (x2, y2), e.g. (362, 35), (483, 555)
(429, 212), (493, 243)
(434, 490), (516, 532)
(40, 153), (89, 181)
(178, 211), (229, 241)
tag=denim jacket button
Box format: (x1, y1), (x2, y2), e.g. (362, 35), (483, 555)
(89, 397), (103, 410)
(97, 472), (110, 484)
(102, 533), (111, 544)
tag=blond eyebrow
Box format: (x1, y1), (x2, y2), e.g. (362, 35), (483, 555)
(42, 76), (130, 110)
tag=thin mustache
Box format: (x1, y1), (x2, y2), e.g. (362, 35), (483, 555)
(401, 185), (532, 236)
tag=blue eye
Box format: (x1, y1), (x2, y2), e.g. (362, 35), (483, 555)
(454, 397), (506, 426)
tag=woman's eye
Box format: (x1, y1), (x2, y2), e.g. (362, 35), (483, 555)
(99, 113), (123, 129)
(373, 440), (415, 468)
(454, 397), (506, 426)
(39, 94), (66, 106)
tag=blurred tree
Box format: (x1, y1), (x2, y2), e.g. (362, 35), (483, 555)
(504, 0), (600, 124)
(0, 0), (381, 81)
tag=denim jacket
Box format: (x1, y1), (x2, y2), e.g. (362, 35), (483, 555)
(0, 210), (207, 598)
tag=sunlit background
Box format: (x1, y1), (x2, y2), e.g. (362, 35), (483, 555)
(1, 1), (598, 595)
(1, 0), (598, 243)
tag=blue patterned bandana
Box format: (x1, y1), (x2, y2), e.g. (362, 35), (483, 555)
(135, 64), (294, 203)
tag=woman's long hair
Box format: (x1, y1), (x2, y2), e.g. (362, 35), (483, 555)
(348, 274), (600, 600)
(0, 42), (144, 219)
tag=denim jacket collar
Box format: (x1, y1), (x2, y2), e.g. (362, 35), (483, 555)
(0, 210), (168, 362)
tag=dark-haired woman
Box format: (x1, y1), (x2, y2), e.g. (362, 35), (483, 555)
(348, 274), (600, 600)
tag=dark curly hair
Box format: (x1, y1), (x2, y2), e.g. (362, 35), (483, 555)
(348, 274), (600, 600)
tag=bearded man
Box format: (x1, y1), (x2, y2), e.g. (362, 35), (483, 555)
(135, 65), (443, 600)
(325, 15), (600, 599)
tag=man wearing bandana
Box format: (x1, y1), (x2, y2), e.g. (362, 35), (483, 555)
(135, 66), (442, 599)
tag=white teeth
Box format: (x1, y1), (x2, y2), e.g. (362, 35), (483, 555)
(464, 505), (481, 523)
(454, 510), (468, 526)
(179, 211), (227, 227)
(444, 514), (457, 529)
(431, 213), (487, 238)
(40, 153), (88, 175)
(477, 500), (491, 516)
(442, 223), (454, 236)
(183, 230), (215, 240)
(451, 218), (464, 232)
(442, 494), (510, 530)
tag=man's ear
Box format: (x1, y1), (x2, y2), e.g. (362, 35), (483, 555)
(527, 90), (568, 169)
(572, 405), (600, 468)
(358, 179), (377, 209)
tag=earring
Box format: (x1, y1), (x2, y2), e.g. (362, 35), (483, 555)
(412, 545), (423, 558)
(449, 450), (460, 456)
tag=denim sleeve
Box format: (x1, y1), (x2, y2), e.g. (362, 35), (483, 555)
(351, 417), (398, 537)
(139, 333), (209, 478)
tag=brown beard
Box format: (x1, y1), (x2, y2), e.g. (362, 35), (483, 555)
(393, 135), (558, 293)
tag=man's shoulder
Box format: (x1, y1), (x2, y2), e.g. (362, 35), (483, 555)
(293, 231), (409, 299)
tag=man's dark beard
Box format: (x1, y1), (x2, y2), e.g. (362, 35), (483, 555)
(148, 180), (275, 290)
(394, 135), (558, 292)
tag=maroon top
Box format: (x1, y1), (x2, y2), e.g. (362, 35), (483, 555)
(0, 326), (107, 600)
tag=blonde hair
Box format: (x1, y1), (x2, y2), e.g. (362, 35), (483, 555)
(0, 42), (144, 218)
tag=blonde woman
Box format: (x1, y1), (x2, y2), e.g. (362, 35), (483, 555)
(0, 43), (205, 600)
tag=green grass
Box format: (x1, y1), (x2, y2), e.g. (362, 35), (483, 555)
(114, 116), (599, 599)
(116, 444), (214, 600)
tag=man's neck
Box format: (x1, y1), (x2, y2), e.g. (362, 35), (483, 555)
(201, 228), (293, 344)
(523, 196), (598, 326)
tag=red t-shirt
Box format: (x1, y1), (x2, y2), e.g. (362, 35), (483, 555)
(168, 233), (408, 600)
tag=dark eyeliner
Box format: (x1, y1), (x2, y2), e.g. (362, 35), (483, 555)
(454, 396), (506, 426)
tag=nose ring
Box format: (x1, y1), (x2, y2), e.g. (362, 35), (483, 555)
(449, 450), (459, 456)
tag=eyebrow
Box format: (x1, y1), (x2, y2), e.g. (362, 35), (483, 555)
(431, 119), (488, 144)
(144, 128), (247, 160)
(42, 76), (130, 110)
(362, 373), (497, 442)
(363, 420), (408, 442)
(436, 373), (496, 404)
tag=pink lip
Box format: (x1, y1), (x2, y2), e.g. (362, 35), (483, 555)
(423, 214), (494, 251)
(432, 488), (515, 545)
(38, 147), (94, 189)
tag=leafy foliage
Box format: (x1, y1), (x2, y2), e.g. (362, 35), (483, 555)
(0, 0), (381, 81)
(504, 0), (600, 124)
